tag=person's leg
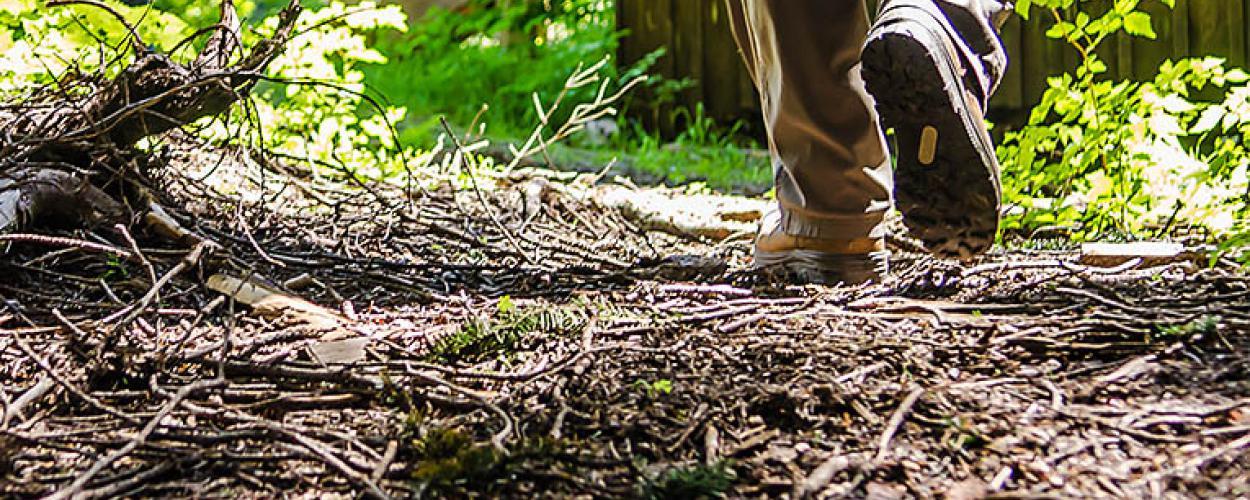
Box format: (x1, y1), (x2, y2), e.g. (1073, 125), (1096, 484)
(727, 0), (1010, 280)
(726, 0), (892, 284)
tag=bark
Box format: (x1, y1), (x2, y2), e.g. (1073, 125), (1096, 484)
(0, 169), (124, 234)
(0, 0), (303, 234)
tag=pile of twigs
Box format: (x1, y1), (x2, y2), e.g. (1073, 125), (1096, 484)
(1, 3), (1248, 496)
(2, 143), (1249, 497)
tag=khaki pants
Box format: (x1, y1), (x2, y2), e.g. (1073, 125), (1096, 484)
(726, 0), (1004, 240)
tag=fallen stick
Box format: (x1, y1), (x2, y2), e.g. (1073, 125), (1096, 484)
(46, 378), (225, 500)
(875, 386), (925, 463)
(2, 376), (55, 428)
(795, 453), (864, 499)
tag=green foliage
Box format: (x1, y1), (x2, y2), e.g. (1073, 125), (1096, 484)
(1155, 315), (1220, 340)
(400, 414), (572, 494)
(640, 460), (737, 500)
(942, 416), (988, 451)
(430, 298), (589, 363)
(364, 0), (617, 140)
(609, 104), (772, 191)
(406, 426), (505, 491)
(633, 378), (674, 397)
(1001, 0), (1250, 248)
(1, 0), (414, 185)
(215, 1), (412, 180)
(0, 0), (193, 92)
(361, 0), (771, 192)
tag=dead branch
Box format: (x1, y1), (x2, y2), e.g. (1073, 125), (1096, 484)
(0, 0), (303, 234)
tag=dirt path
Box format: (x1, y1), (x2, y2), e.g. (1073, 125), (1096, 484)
(1, 157), (1248, 498)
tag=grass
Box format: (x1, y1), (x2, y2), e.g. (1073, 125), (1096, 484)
(357, 1), (770, 194)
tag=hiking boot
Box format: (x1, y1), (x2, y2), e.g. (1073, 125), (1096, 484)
(861, 0), (1009, 260)
(753, 207), (888, 285)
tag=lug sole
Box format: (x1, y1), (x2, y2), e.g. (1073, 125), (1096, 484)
(861, 19), (1001, 260)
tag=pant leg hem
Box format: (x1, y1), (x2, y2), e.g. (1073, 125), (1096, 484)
(778, 205), (887, 241)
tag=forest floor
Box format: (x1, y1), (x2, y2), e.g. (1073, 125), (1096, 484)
(2, 145), (1249, 499)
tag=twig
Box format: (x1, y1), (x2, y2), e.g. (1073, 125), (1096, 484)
(46, 377), (225, 500)
(875, 386), (925, 463)
(370, 440), (398, 486)
(438, 116), (534, 264)
(47, 0), (146, 52)
(8, 328), (138, 425)
(795, 454), (863, 499)
(283, 431), (391, 500)
(112, 241), (211, 328)
(407, 365), (515, 453)
(116, 224), (158, 292)
(2, 376), (55, 428)
(0, 233), (134, 260)
(79, 460), (176, 499)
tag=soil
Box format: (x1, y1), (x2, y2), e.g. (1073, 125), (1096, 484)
(1, 148), (1248, 499)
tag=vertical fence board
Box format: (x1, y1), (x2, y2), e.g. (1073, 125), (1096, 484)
(701, 0), (748, 121)
(1189, 0), (1232, 66)
(1171, 0), (1190, 59)
(998, 15), (1024, 111)
(1231, 0), (1246, 67)
(672, 0), (705, 112)
(1130, 0), (1174, 80)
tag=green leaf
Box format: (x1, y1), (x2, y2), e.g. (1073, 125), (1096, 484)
(1015, 0), (1032, 20)
(497, 295), (516, 315)
(1123, 11), (1156, 39)
(1158, 94), (1196, 114)
(1192, 106), (1226, 133)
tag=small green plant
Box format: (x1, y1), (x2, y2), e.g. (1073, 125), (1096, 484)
(1155, 315), (1220, 340)
(429, 299), (589, 363)
(634, 378), (675, 397)
(640, 460), (737, 500)
(408, 427), (504, 490)
(943, 416), (988, 451)
(400, 414), (574, 494)
(1001, 0), (1250, 247)
(98, 255), (130, 282)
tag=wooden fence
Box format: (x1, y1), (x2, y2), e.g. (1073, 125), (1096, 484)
(617, 0), (1250, 129)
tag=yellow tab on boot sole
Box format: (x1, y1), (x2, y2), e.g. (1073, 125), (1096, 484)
(919, 126), (938, 165)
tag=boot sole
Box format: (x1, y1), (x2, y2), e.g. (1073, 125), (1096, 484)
(861, 14), (1001, 260)
(754, 249), (885, 286)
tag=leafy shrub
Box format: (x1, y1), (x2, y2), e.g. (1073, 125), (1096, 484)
(1, 0), (415, 184)
(364, 0), (618, 140)
(0, 0), (193, 92)
(1001, 0), (1250, 248)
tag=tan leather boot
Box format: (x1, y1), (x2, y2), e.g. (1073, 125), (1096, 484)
(753, 207), (889, 285)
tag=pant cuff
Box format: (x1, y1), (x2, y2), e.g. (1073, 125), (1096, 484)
(777, 205), (888, 241)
